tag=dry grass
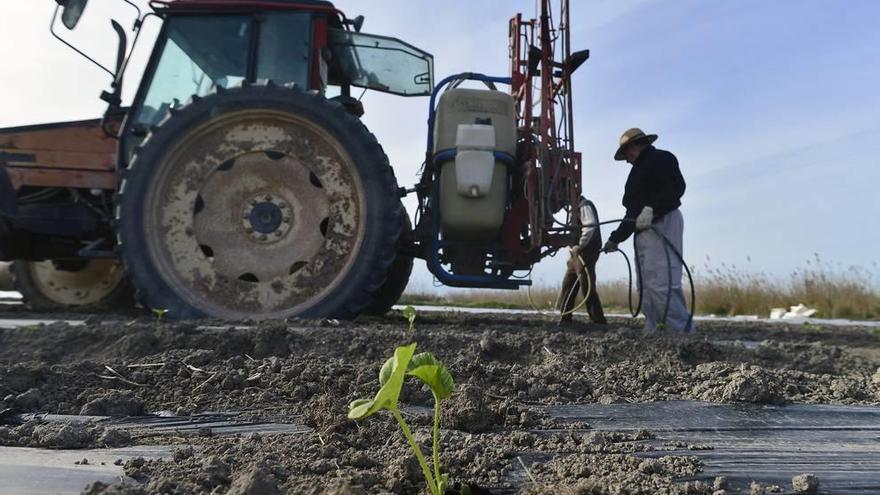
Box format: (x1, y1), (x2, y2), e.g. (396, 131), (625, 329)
(401, 255), (880, 320)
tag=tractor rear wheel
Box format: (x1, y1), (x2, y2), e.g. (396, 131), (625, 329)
(11, 259), (132, 309)
(363, 208), (413, 315)
(116, 83), (401, 319)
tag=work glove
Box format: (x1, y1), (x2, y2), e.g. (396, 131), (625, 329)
(635, 206), (654, 231)
(602, 240), (618, 253)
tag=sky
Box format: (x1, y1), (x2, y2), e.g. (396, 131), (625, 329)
(1, 0), (878, 294)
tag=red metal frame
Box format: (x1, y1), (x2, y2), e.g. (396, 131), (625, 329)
(311, 16), (328, 90)
(508, 0), (582, 258)
(150, 0), (346, 19)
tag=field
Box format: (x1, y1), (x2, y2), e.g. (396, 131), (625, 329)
(1, 309), (879, 494)
(402, 257), (880, 320)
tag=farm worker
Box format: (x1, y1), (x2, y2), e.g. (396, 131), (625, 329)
(558, 196), (607, 325)
(603, 128), (694, 333)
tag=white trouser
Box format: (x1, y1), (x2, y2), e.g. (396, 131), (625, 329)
(634, 208), (695, 333)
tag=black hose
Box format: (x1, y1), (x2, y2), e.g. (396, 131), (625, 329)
(646, 225), (696, 333)
(658, 228), (673, 326)
(577, 218), (696, 332)
(612, 248), (641, 318)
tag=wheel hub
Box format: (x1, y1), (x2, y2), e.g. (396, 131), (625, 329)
(143, 107), (366, 318)
(242, 194), (291, 242)
(28, 259), (125, 306)
(189, 148), (333, 286)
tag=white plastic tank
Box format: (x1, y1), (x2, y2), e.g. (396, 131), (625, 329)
(433, 88), (516, 240)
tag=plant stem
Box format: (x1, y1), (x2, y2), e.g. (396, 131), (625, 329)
(432, 393), (442, 485)
(391, 408), (439, 495)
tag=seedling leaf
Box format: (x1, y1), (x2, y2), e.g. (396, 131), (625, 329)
(438, 473), (449, 493)
(348, 343), (417, 420)
(407, 352), (454, 400)
(379, 355), (395, 386)
(152, 308), (168, 321)
(348, 398), (373, 419)
(403, 305), (417, 332)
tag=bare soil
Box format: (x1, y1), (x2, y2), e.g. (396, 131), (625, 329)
(1, 311), (878, 494)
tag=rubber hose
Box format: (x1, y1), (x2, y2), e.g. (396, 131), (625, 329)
(528, 253), (592, 317)
(571, 218), (696, 332)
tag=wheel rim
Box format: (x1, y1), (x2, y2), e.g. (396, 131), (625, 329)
(141, 109), (366, 318)
(27, 259), (125, 306)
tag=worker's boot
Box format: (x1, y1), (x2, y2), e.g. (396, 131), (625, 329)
(557, 313), (576, 328)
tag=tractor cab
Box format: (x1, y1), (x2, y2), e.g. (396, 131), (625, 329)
(53, 0), (433, 127)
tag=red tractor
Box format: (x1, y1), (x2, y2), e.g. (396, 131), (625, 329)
(0, 0), (587, 319)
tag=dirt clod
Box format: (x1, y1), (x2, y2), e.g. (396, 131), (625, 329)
(82, 481), (146, 495)
(443, 384), (502, 433)
(79, 392), (145, 417)
(227, 465), (281, 495)
(97, 427), (131, 447)
(792, 472), (819, 493)
(721, 366), (784, 404)
(13, 388), (43, 410)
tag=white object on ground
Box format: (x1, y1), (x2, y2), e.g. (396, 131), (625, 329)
(770, 304), (818, 320)
(0, 290), (22, 300)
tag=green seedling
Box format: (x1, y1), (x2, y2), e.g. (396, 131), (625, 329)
(403, 305), (417, 333)
(349, 343), (455, 495)
(152, 308), (168, 322)
(408, 351), (455, 492)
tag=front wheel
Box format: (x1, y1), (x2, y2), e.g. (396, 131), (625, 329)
(116, 82), (402, 319)
(363, 208), (413, 315)
(11, 259), (132, 309)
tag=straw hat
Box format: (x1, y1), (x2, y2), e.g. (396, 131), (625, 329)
(614, 128), (658, 161)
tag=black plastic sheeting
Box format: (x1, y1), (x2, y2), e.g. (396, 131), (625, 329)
(4, 411), (310, 436)
(544, 401), (880, 493)
(3, 403), (879, 494)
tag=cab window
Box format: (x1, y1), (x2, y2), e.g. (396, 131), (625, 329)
(329, 29), (433, 96)
(134, 16), (251, 126)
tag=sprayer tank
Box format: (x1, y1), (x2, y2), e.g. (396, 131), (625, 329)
(433, 88), (516, 240)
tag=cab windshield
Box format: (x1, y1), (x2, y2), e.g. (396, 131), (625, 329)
(134, 13), (312, 126)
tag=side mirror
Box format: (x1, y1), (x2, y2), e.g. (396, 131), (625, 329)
(57, 0), (89, 30)
(350, 15), (365, 33)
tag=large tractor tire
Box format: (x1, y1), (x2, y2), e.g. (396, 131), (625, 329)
(10, 259), (132, 310)
(116, 82), (402, 320)
(363, 208), (413, 316)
